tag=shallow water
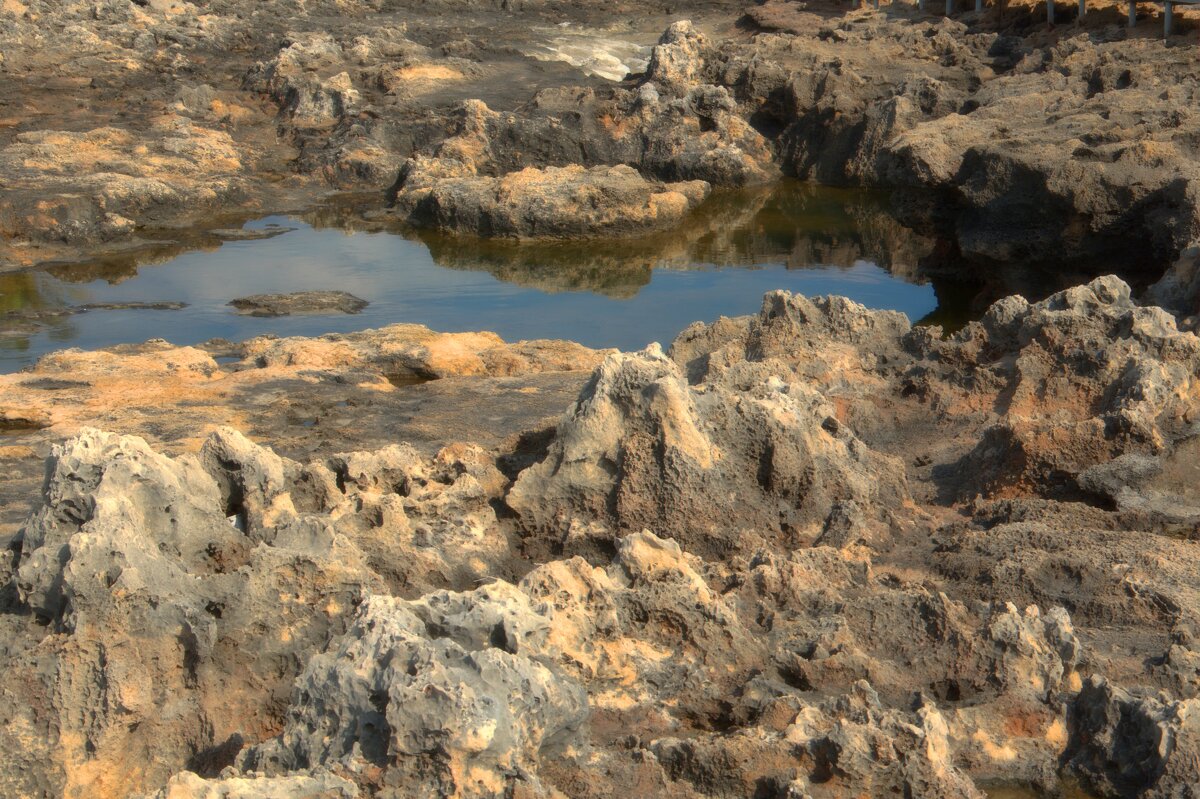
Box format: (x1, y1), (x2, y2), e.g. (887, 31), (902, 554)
(0, 182), (943, 373)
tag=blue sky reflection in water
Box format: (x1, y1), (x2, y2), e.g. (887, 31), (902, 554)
(0, 183), (939, 371)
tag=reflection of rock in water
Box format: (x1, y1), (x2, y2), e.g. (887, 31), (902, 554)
(43, 241), (210, 285)
(393, 182), (936, 298)
(0, 273), (78, 350)
(23, 182), (938, 319)
(712, 182), (936, 277)
(417, 235), (655, 299)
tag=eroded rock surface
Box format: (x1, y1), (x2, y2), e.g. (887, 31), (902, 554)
(508, 342), (908, 559)
(4, 278), (1200, 797)
(393, 163), (710, 239)
(8, 0), (1200, 794)
(6, 0), (1200, 278)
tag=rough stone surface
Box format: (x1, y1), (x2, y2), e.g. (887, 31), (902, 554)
(394, 163), (710, 239)
(508, 342), (909, 559)
(6, 278), (1200, 796)
(6, 0), (1200, 282)
(10, 0), (1200, 794)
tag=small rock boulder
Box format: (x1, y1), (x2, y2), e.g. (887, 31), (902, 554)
(394, 162), (710, 239)
(228, 291), (368, 317)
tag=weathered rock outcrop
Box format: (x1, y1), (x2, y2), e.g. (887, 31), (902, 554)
(242, 588), (589, 797)
(7, 278), (1200, 796)
(913, 276), (1200, 499)
(508, 342), (909, 559)
(1068, 676), (1200, 798)
(5, 423), (523, 797)
(150, 771), (359, 799)
(394, 163), (710, 239)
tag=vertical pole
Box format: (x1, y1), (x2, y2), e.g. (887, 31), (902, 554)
(1165, 0), (1173, 36)
(1129, 0), (1137, 26)
(946, 0), (952, 15)
(1048, 0), (1055, 23)
(919, 0), (926, 11)
(874, 0), (880, 10)
(1078, 0), (1085, 17)
(977, 0), (983, 12)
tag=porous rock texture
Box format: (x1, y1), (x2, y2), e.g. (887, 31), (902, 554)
(5, 278), (1200, 797)
(507, 342), (909, 559)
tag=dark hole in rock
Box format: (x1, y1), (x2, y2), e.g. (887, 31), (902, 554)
(929, 678), (963, 703)
(179, 625), (201, 688)
(778, 664), (815, 692)
(358, 712), (392, 766)
(187, 733), (244, 777)
(489, 621), (511, 652)
(497, 424), (557, 481)
(385, 371), (435, 388)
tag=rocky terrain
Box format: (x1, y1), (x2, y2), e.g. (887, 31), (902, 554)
(5, 0), (1200, 277)
(7, 0), (1200, 797)
(0, 276), (1198, 798)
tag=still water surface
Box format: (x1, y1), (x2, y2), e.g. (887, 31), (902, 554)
(0, 182), (943, 372)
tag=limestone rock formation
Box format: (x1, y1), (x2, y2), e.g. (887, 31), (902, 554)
(394, 163), (711, 239)
(4, 423), (524, 797)
(1068, 676), (1200, 798)
(150, 771), (359, 799)
(507, 343), (908, 559)
(242, 588), (588, 798)
(7, 279), (1200, 795)
(913, 276), (1200, 499)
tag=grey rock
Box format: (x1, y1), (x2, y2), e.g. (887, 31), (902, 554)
(241, 587), (588, 797)
(1068, 676), (1200, 798)
(228, 291), (369, 317)
(643, 20), (710, 95)
(507, 342), (908, 560)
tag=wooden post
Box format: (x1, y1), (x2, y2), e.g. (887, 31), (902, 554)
(1129, 0), (1137, 26)
(1078, 0), (1085, 17)
(1165, 0), (1173, 35)
(1048, 0), (1055, 23)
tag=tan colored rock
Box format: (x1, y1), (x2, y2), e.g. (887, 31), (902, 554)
(394, 163), (710, 239)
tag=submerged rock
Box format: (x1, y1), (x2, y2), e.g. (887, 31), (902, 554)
(228, 291), (369, 316)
